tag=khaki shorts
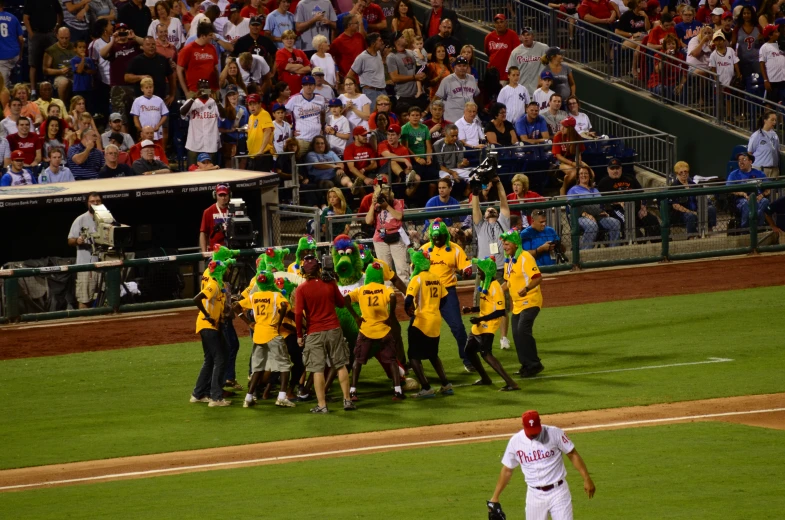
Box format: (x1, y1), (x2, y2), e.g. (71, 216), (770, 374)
(251, 336), (291, 373)
(75, 271), (100, 304)
(303, 327), (348, 372)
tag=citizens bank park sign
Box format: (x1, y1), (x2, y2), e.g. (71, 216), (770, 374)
(0, 176), (280, 209)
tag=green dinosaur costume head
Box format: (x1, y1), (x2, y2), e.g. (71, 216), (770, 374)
(293, 235), (317, 270)
(472, 257), (497, 294)
(426, 218), (451, 252)
(358, 242), (375, 270)
(256, 247), (290, 273)
(499, 230), (524, 263)
(364, 262), (384, 285)
(254, 269), (280, 292)
(207, 259), (234, 288)
(212, 245), (240, 263)
(408, 248), (431, 277)
(331, 234), (364, 285)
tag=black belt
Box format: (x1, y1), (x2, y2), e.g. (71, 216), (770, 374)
(534, 480), (563, 492)
(361, 85), (386, 90)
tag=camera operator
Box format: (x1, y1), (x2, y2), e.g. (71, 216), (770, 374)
(67, 192), (102, 309)
(520, 209), (565, 267)
(199, 184), (231, 252)
(471, 175), (513, 349)
(365, 178), (410, 282)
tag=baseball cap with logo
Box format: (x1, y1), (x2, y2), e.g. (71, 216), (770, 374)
(561, 116), (576, 128)
(352, 126), (368, 136)
(388, 124), (401, 134)
(115, 22), (129, 31)
(494, 13), (506, 21)
(225, 2), (241, 15)
(246, 93), (261, 104)
(11, 150), (25, 161)
(520, 26), (533, 35)
(522, 410), (542, 437)
(713, 30), (726, 41)
(455, 56), (469, 65)
(141, 139), (155, 148)
(608, 158), (622, 168)
(216, 184), (230, 195)
(301, 75), (316, 85)
(197, 153), (213, 163)
(249, 15), (264, 25)
(721, 10), (733, 19)
(272, 102), (287, 112)
(328, 98), (343, 108)
(763, 24), (779, 39)
(312, 67), (325, 76)
(711, 7), (724, 16)
(540, 70), (554, 80)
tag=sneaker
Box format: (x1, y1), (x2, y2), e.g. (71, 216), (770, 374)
(500, 337), (511, 350)
(392, 392), (406, 401)
(310, 405), (330, 413)
(224, 380), (244, 390)
(349, 391), (359, 402)
(275, 398), (296, 408)
(439, 383), (454, 396)
(189, 395), (209, 403)
(343, 398), (357, 411)
(208, 399), (232, 407)
(406, 170), (418, 187)
(297, 393), (315, 402)
(243, 399), (255, 408)
(464, 364), (477, 373)
(412, 388), (436, 399)
(472, 378), (493, 386)
(499, 385), (521, 392)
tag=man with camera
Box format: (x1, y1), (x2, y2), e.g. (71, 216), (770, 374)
(68, 192), (102, 309)
(471, 174), (513, 349)
(365, 178), (410, 283)
(520, 209), (566, 267)
(200, 184), (232, 253)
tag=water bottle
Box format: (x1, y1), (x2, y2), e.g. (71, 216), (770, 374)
(40, 173), (48, 184)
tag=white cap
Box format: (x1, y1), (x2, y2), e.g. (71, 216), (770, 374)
(141, 139), (155, 148)
(711, 7), (724, 15)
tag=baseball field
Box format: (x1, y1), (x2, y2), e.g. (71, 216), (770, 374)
(1, 254), (784, 519)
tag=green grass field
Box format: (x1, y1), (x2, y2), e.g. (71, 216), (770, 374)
(4, 422), (784, 519)
(2, 286), (784, 470)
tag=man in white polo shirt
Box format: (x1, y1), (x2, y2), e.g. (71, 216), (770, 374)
(455, 101), (485, 150)
(488, 410), (596, 520)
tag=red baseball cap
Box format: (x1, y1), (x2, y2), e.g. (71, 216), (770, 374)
(763, 24), (779, 39)
(522, 410), (542, 437)
(721, 10), (733, 19)
(352, 126), (368, 136)
(246, 94), (261, 104)
(494, 13), (506, 21)
(216, 184), (230, 195)
(11, 150), (25, 160)
(387, 124), (401, 134)
(561, 116), (576, 128)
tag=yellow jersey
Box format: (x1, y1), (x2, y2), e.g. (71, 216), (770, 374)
(405, 270), (445, 337)
(247, 109), (275, 156)
(195, 278), (225, 334)
(472, 280), (505, 335)
(371, 257), (395, 281)
(419, 243), (471, 288)
(503, 251), (542, 314)
(251, 290), (288, 344)
(348, 282), (394, 339)
(287, 262), (302, 275)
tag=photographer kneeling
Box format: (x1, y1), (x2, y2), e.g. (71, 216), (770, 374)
(520, 209), (568, 267)
(365, 180), (410, 282)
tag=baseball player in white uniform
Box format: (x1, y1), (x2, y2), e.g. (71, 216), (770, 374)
(488, 410), (595, 520)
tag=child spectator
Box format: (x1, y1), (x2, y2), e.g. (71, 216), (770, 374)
(70, 41), (97, 111)
(532, 70), (555, 111)
(325, 98), (350, 155)
(38, 148), (75, 183)
(189, 153), (220, 171)
(271, 103), (292, 154)
(708, 31), (740, 87)
(131, 77), (169, 144)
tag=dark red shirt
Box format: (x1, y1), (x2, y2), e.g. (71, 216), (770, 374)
(577, 0), (613, 21)
(106, 41), (141, 86)
(7, 133), (42, 164)
(428, 8), (442, 37)
(363, 3), (385, 26)
(294, 278), (345, 337)
(331, 32), (366, 77)
(343, 142), (375, 169)
(200, 203), (229, 250)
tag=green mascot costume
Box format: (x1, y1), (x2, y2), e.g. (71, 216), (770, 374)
(425, 217), (452, 252)
(290, 236), (317, 274)
(499, 230), (524, 263)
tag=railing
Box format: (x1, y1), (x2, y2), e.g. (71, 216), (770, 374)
(447, 0), (785, 142)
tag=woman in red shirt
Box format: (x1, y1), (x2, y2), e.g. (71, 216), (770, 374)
(506, 173), (545, 224)
(551, 116), (586, 195)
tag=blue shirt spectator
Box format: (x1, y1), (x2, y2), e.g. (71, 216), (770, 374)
(304, 148), (342, 180)
(676, 19), (703, 48)
(515, 112), (549, 142)
(747, 114), (780, 172)
(67, 132), (105, 181)
(726, 151), (770, 228)
(424, 182), (460, 230)
(520, 217), (560, 267)
(265, 8), (297, 49)
(70, 54), (96, 93)
(0, 10), (23, 64)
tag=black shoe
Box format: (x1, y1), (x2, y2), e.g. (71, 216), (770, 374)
(499, 385), (521, 392)
(514, 367), (526, 376)
(520, 365), (545, 378)
(392, 392), (406, 401)
(463, 364), (477, 373)
(343, 398), (357, 410)
(472, 378), (493, 386)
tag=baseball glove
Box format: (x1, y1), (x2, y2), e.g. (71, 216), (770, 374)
(487, 501), (506, 520)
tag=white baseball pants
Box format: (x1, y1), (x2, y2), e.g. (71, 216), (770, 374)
(525, 481), (573, 520)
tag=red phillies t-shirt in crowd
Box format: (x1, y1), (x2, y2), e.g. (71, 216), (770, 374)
(377, 141), (409, 167)
(7, 133), (42, 164)
(647, 24), (677, 47)
(577, 0), (613, 21)
(363, 3), (384, 26)
(343, 142), (375, 169)
(240, 5), (269, 17)
(423, 117), (452, 141)
(178, 41), (219, 92)
(331, 32), (366, 77)
(275, 47), (310, 94)
(507, 191), (545, 223)
(294, 277), (345, 337)
(552, 131), (585, 159)
(428, 7), (442, 37)
(107, 41), (141, 86)
(484, 29), (521, 81)
(200, 203), (229, 250)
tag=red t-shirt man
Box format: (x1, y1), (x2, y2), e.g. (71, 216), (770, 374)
(240, 4), (270, 17)
(343, 141), (375, 170)
(200, 198), (230, 251)
(275, 47), (310, 94)
(577, 0), (614, 21)
(377, 140), (409, 168)
(331, 31), (366, 77)
(178, 41), (220, 92)
(363, 3), (385, 27)
(107, 40), (142, 86)
(7, 132), (42, 165)
(265, 0), (298, 14)
(647, 24), (677, 48)
(428, 7), (442, 37)
(484, 25), (521, 81)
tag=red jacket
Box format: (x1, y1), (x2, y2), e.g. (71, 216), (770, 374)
(294, 278), (345, 337)
(577, 0), (614, 21)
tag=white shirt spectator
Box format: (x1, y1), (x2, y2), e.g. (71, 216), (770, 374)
(89, 37), (111, 86)
(709, 48), (739, 86)
(148, 19), (185, 49)
(325, 113), (350, 154)
(573, 112), (592, 135)
(497, 84), (531, 124)
(759, 42), (785, 83)
(455, 115), (484, 146)
(0, 136), (10, 164)
(184, 97), (221, 153)
(338, 93), (371, 130)
(532, 87), (554, 111)
(239, 54), (270, 85)
(131, 95), (170, 141)
(285, 92), (326, 141)
(224, 17), (250, 42)
(686, 34), (712, 70)
(310, 53), (337, 87)
(273, 119), (292, 153)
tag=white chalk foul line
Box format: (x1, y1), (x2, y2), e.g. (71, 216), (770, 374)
(2, 404), (782, 492)
(455, 357), (734, 389)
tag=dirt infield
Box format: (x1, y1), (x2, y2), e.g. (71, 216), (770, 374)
(1, 393), (782, 492)
(2, 253), (784, 361)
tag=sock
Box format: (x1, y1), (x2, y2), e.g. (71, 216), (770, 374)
(394, 385), (402, 394)
(245, 393), (253, 402)
(350, 386), (356, 394)
(277, 391), (286, 401)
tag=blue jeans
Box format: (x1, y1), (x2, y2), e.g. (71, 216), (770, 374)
(736, 197), (769, 228)
(678, 206), (717, 235)
(440, 286), (469, 366)
(578, 216), (621, 249)
(194, 328), (228, 401)
(362, 87), (383, 109)
(222, 321), (241, 382)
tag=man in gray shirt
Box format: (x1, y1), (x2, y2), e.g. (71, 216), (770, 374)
(540, 92), (568, 136)
(433, 124), (472, 183)
(434, 56), (479, 123)
(347, 33), (386, 108)
(386, 32), (427, 109)
(67, 192), (102, 308)
(294, 0), (336, 53)
(132, 140), (172, 176)
(505, 27), (548, 95)
(101, 113), (135, 151)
